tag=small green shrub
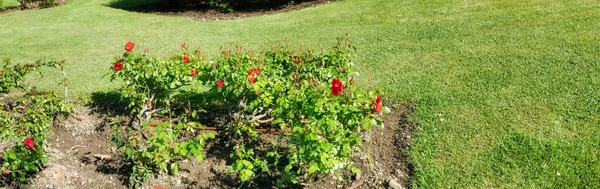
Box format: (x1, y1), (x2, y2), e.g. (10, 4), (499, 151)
(42, 0), (58, 7)
(206, 37), (390, 184)
(108, 42), (215, 188)
(209, 0), (232, 13)
(0, 59), (72, 184)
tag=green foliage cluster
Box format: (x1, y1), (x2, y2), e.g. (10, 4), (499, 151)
(109, 38), (389, 187)
(0, 59), (72, 184)
(207, 37), (389, 184)
(108, 42), (215, 188)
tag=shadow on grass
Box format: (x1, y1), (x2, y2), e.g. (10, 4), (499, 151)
(105, 0), (320, 14)
(88, 90), (132, 117)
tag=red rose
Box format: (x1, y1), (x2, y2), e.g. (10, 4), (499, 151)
(2, 170), (8, 175)
(217, 80), (224, 88)
(125, 41), (134, 52)
(331, 78), (343, 96)
(373, 101), (383, 113)
(248, 68), (260, 75)
(373, 96), (383, 113)
(183, 55), (190, 63)
(236, 147), (241, 153)
(191, 69), (197, 76)
(113, 61), (123, 71)
(296, 57), (301, 64)
(182, 42), (187, 48)
(248, 73), (257, 83)
(290, 50), (295, 56)
(24, 138), (34, 150)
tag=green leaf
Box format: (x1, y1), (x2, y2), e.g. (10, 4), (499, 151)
(362, 117), (372, 130)
(370, 118), (378, 128)
(7, 150), (16, 160)
(242, 160), (254, 169)
(308, 164), (319, 174)
(171, 163), (179, 175)
(234, 161), (243, 170)
(284, 164), (293, 172)
(240, 169), (254, 181)
(383, 106), (391, 114)
(179, 147), (188, 157)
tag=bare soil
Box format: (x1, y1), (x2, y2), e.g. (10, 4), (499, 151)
(1, 101), (416, 189)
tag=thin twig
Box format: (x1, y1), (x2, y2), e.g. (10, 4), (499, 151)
(66, 145), (86, 155)
(54, 63), (68, 99)
(346, 180), (364, 189)
(255, 118), (274, 124)
(72, 115), (84, 121)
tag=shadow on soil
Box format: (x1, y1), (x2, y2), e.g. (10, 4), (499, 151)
(85, 89), (297, 188)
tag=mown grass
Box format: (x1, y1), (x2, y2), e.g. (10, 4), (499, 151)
(0, 0), (599, 187)
(0, 0), (18, 8)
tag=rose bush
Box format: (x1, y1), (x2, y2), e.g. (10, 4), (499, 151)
(203, 37), (390, 184)
(108, 38), (390, 187)
(108, 42), (206, 129)
(108, 42), (215, 188)
(0, 59), (72, 184)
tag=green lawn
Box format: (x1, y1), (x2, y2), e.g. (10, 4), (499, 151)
(1, 0), (599, 187)
(0, 0), (18, 8)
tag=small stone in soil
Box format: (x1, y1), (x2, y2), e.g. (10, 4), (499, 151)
(388, 178), (404, 189)
(55, 172), (66, 179)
